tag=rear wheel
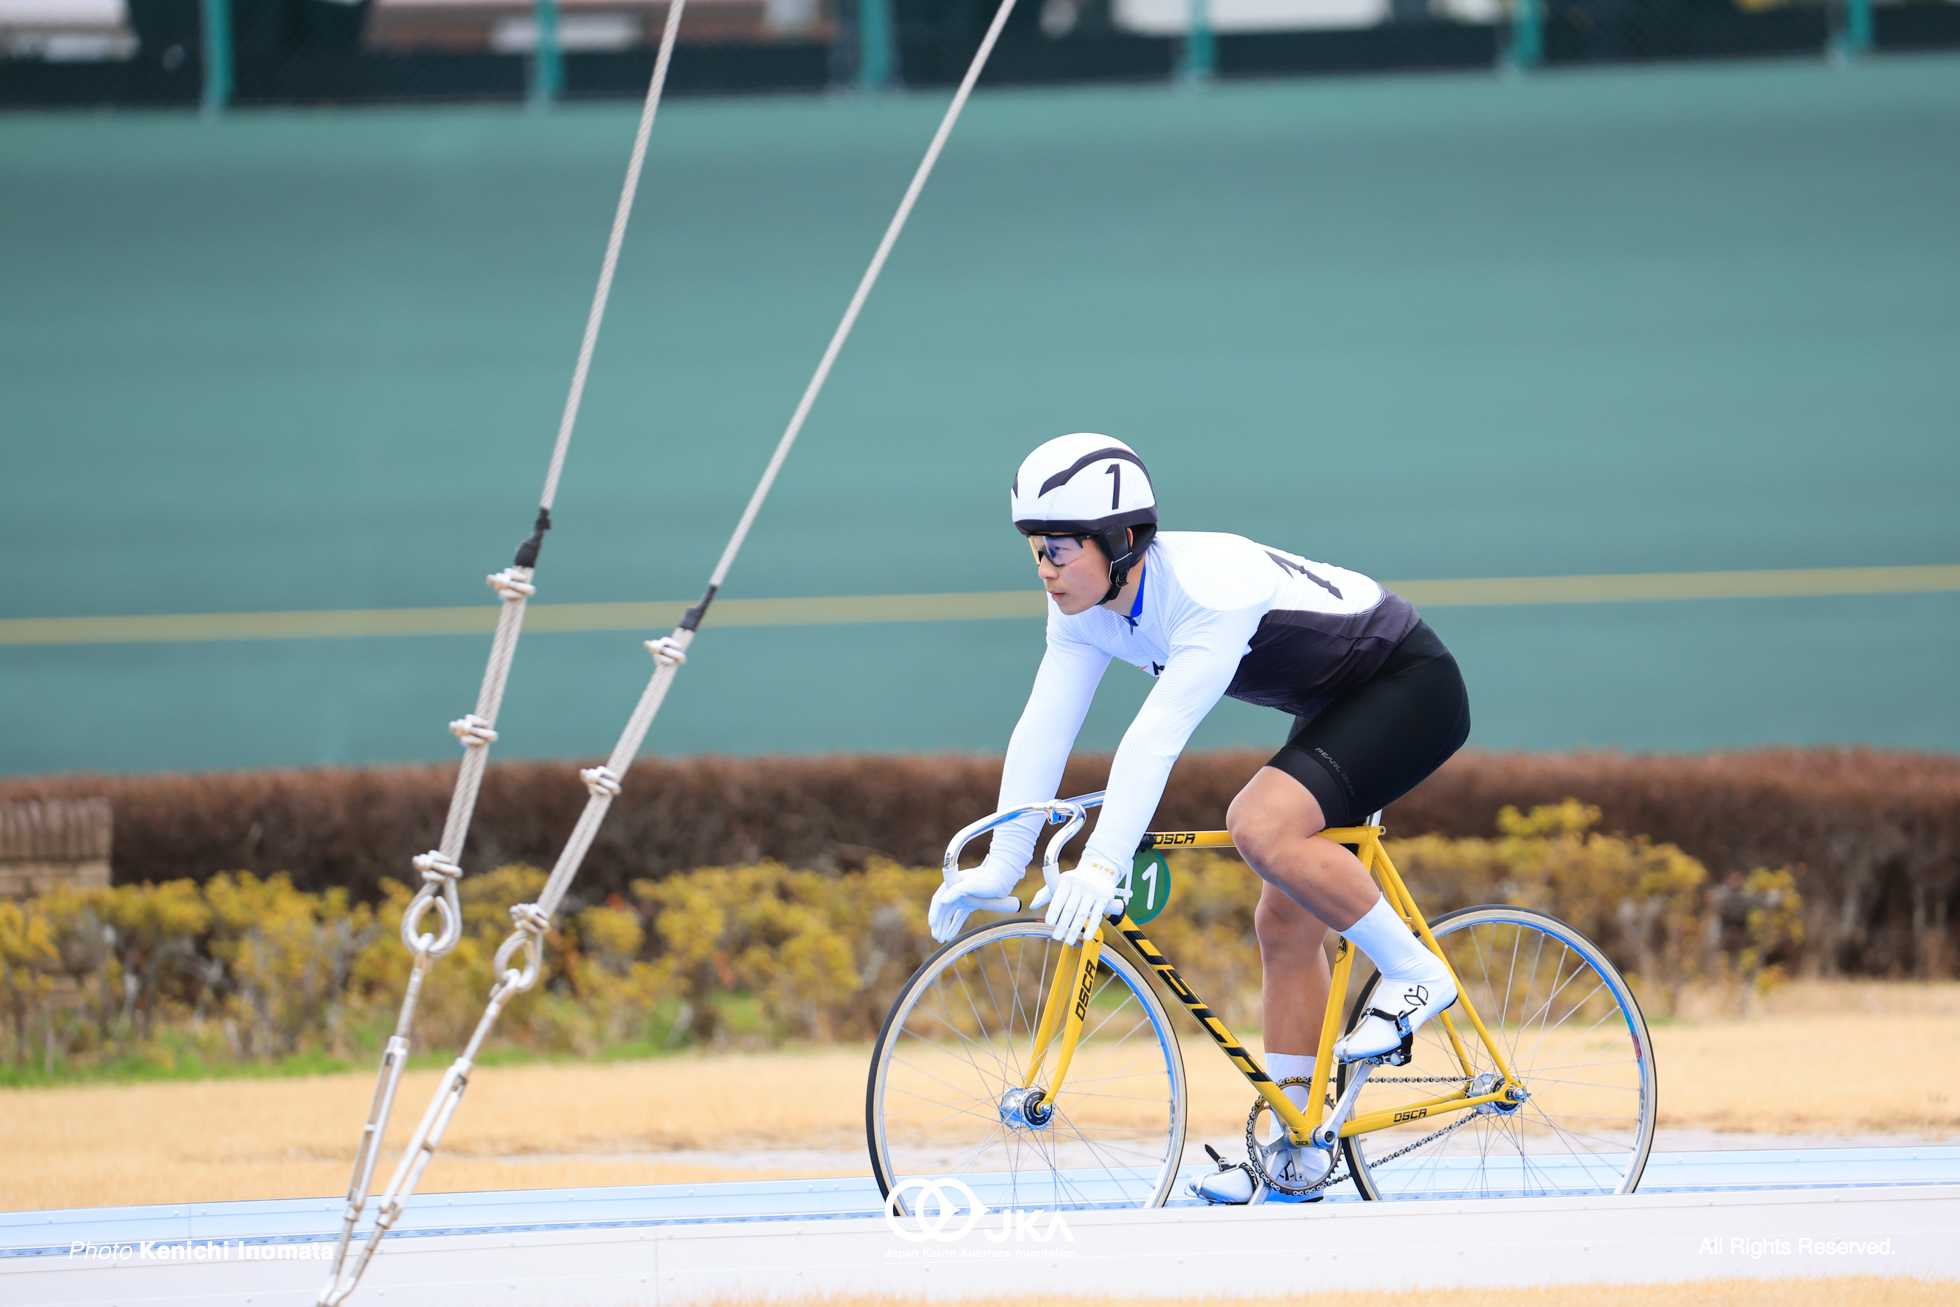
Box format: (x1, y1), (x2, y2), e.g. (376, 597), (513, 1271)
(866, 919), (1187, 1213)
(1337, 905), (1656, 1201)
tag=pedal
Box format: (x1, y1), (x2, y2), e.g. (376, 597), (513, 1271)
(1357, 1029), (1412, 1068)
(1190, 1145), (1262, 1205)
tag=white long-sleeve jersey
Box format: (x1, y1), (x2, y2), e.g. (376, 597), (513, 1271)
(990, 531), (1419, 875)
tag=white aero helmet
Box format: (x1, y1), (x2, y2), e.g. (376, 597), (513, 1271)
(1011, 433), (1157, 601)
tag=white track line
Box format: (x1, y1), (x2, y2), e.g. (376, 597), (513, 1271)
(5, 1185), (1955, 1304)
(6, 1150), (1957, 1305)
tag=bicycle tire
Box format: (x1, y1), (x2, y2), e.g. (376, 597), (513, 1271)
(866, 918), (1187, 1214)
(1337, 905), (1657, 1201)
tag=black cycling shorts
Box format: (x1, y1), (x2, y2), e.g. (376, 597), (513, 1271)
(1265, 620), (1470, 828)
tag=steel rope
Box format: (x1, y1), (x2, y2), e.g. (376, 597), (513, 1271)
(522, 0), (1023, 928)
(316, 6), (691, 1302)
(321, 4), (1021, 1299)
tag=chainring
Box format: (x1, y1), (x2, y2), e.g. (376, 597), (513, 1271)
(1241, 1076), (1336, 1197)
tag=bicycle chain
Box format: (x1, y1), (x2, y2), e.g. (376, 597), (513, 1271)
(1306, 1108), (1484, 1194)
(1245, 1075), (1495, 1196)
(1308, 1070), (1511, 1190)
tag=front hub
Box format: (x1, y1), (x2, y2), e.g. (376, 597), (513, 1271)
(998, 1086), (1053, 1130)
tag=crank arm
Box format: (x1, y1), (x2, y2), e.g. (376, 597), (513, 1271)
(1309, 1064), (1370, 1148)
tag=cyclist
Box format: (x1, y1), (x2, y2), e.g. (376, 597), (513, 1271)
(927, 433), (1471, 1204)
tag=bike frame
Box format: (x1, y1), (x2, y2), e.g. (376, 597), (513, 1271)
(1029, 826), (1524, 1149)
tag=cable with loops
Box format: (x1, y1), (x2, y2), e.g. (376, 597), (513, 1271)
(315, 4), (694, 1302)
(339, 6), (1024, 1290)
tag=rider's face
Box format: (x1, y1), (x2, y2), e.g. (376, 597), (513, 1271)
(1030, 535), (1108, 616)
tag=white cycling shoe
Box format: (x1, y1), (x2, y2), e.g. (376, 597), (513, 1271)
(1334, 972), (1458, 1063)
(1190, 1143), (1330, 1204)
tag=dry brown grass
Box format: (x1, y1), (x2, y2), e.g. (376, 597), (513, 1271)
(1651, 981), (1960, 1135)
(1186, 980), (1960, 1140)
(731, 1283), (1954, 1307)
(1, 1048), (872, 1213)
(6, 981), (1956, 1213)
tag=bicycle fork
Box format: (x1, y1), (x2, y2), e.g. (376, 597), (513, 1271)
(1015, 932), (1105, 1121)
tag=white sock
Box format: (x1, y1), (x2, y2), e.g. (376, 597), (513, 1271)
(1341, 897), (1448, 982)
(1266, 1052), (1317, 1112)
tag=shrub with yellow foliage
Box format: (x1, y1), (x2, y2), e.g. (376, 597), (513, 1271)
(0, 805), (1805, 1081)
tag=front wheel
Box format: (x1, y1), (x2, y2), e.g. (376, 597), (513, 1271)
(1337, 905), (1657, 1201)
(866, 919), (1187, 1213)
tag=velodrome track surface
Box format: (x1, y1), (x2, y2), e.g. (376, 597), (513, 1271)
(5, 58), (1959, 774)
(6, 1147), (1958, 1303)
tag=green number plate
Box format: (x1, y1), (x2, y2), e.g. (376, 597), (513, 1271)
(1125, 848), (1173, 925)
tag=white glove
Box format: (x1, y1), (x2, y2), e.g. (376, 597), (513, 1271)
(1039, 858), (1123, 945)
(929, 854), (1025, 943)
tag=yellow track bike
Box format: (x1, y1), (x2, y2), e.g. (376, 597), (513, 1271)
(866, 794), (1656, 1210)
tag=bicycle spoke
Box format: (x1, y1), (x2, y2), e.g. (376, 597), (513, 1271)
(872, 921), (1182, 1212)
(907, 990), (1009, 1084)
(971, 942), (1030, 1082)
(1345, 911), (1652, 1202)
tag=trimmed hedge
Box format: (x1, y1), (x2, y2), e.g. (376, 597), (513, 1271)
(0, 807), (1801, 1076)
(3, 748), (1955, 977)
(1393, 750), (1959, 979)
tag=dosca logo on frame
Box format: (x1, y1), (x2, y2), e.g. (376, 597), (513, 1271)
(883, 1178), (1074, 1245)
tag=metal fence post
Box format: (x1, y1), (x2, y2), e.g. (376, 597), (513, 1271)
(858, 0), (894, 90)
(1834, 0), (1873, 60)
(531, 0), (564, 105)
(1506, 0), (1542, 71)
(199, 0), (231, 114)
(1180, 0), (1215, 84)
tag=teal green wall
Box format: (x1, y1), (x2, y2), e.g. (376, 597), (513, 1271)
(4, 59), (1957, 774)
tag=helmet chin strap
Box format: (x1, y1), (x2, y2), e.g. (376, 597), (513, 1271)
(1099, 528), (1143, 604)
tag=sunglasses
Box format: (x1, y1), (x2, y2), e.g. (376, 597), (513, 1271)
(1029, 535), (1092, 567)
